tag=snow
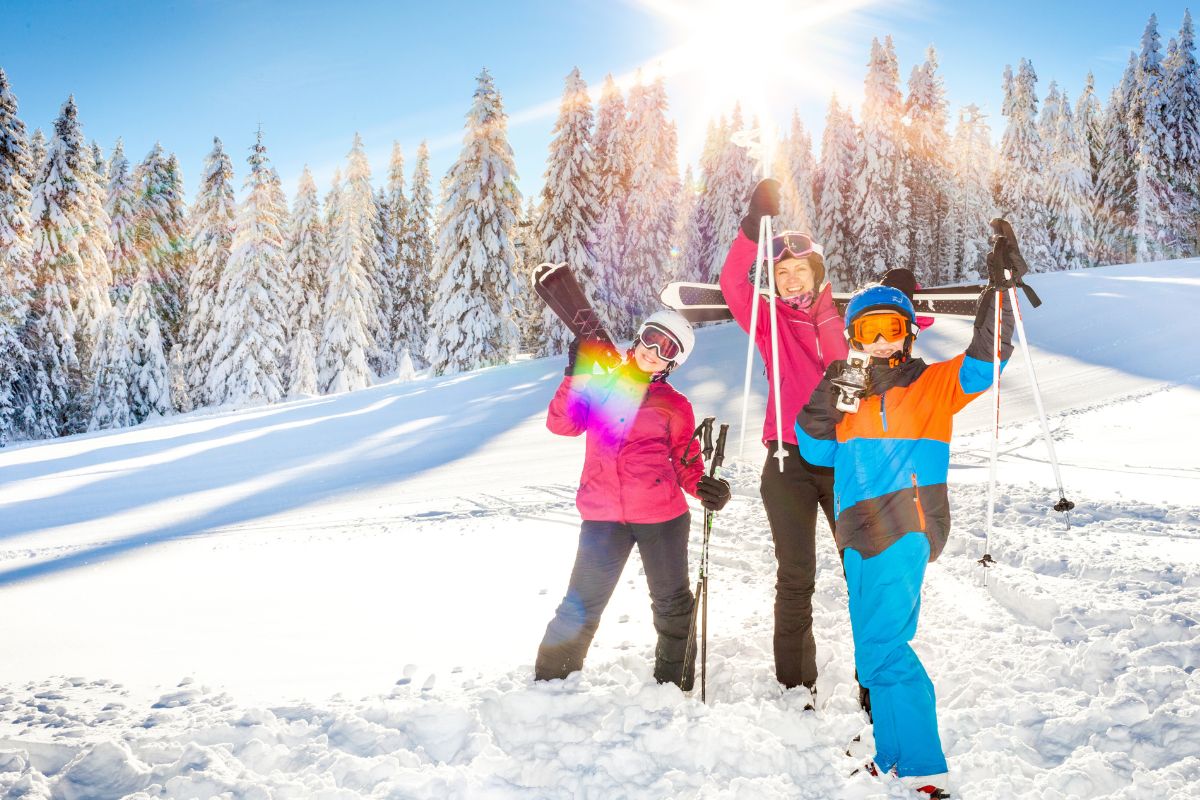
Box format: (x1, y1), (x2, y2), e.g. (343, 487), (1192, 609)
(1, 261), (1199, 799)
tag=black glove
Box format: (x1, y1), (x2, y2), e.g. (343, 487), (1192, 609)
(881, 268), (917, 300)
(696, 475), (731, 512)
(565, 336), (619, 376)
(565, 337), (581, 376)
(986, 218), (1028, 290)
(740, 178), (781, 242)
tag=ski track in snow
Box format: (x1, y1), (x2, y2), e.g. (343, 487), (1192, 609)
(2, 262), (1200, 798)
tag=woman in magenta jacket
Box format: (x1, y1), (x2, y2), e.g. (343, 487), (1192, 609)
(718, 179), (847, 698)
(535, 311), (730, 688)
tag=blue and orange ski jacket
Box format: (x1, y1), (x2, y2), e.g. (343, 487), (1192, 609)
(795, 289), (1015, 561)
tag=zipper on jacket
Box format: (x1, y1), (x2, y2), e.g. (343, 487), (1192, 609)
(911, 473), (926, 531)
(880, 392), (888, 432)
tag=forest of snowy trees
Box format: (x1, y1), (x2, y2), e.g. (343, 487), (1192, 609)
(2, 12), (1198, 443)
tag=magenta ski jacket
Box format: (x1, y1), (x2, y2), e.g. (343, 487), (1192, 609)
(547, 368), (704, 524)
(718, 230), (848, 446)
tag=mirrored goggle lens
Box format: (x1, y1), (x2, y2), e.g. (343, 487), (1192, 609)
(771, 233), (815, 260)
(637, 324), (681, 360)
(852, 313), (909, 343)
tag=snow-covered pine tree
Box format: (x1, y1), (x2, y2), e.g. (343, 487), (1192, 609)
(673, 165), (700, 285)
(283, 167), (325, 397)
(133, 143), (190, 348)
(385, 142), (412, 366)
(124, 270), (170, 421)
(776, 111), (818, 235)
(852, 36), (910, 285)
(1074, 74), (1106, 267)
(942, 105), (995, 282)
(512, 197), (544, 351)
(622, 76), (680, 321)
(815, 96), (858, 290)
(1094, 55), (1139, 265)
(1037, 82), (1065, 263)
(105, 139), (139, 305)
(0, 68), (34, 443)
(183, 137), (236, 406)
(1165, 11), (1200, 256)
(397, 140), (433, 365)
(1130, 15), (1175, 262)
(26, 96), (92, 437)
(995, 59), (1054, 271)
(590, 75), (632, 335)
(372, 186), (397, 375)
(206, 130), (289, 406)
(681, 119), (723, 285)
(532, 67), (601, 355)
(325, 168), (342, 233)
(1046, 93), (1091, 271)
(87, 304), (134, 431)
(29, 129), (46, 180)
(904, 47), (953, 284)
(704, 104), (755, 282)
(424, 69), (523, 375)
(318, 133), (380, 390)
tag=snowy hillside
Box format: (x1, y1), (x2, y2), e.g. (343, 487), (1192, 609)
(1, 261), (1198, 799)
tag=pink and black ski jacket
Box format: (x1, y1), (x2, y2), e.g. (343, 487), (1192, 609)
(718, 230), (848, 446)
(547, 368), (704, 524)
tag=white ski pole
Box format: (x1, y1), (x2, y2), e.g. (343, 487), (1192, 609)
(982, 286), (1003, 582)
(1006, 284), (1074, 527)
(762, 215), (786, 472)
(738, 229), (767, 459)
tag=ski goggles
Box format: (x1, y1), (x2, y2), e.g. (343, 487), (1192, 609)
(636, 323), (683, 361)
(770, 232), (825, 262)
(850, 312), (911, 344)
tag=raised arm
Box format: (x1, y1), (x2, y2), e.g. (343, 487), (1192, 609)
(718, 179), (781, 333)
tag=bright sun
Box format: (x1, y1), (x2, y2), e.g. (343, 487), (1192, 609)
(619, 0), (885, 169)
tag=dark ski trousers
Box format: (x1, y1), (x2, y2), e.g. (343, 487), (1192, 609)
(760, 441), (835, 690)
(535, 512), (696, 687)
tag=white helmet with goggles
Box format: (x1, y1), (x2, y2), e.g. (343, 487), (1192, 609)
(636, 310), (695, 367)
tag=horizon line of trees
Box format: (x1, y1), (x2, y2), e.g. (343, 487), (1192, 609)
(1, 11), (1197, 444)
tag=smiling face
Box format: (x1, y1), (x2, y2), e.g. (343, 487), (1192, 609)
(632, 341), (671, 374)
(774, 257), (815, 299)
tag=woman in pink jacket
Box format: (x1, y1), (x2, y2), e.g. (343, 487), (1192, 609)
(718, 179), (847, 699)
(535, 311), (730, 688)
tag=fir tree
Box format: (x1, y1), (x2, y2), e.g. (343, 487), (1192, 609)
(942, 105), (995, 282)
(1130, 15), (1175, 261)
(1165, 11), (1200, 256)
(318, 133), (379, 391)
(704, 104), (755, 282)
(397, 140), (434, 365)
(284, 167), (325, 397)
(815, 96), (858, 290)
(674, 165), (701, 285)
(27, 97), (91, 437)
(1074, 74), (1106, 266)
(424, 69), (523, 375)
(995, 59), (1053, 271)
(623, 75), (679, 323)
(105, 139), (139, 304)
(207, 131), (289, 406)
(87, 304), (134, 431)
(373, 186), (397, 374)
(1047, 94), (1091, 271)
(1038, 82), (1065, 263)
(133, 143), (190, 347)
(0, 68), (34, 443)
(776, 111), (818, 235)
(386, 141), (412, 364)
(852, 36), (910, 284)
(183, 137), (236, 406)
(1094, 55), (1139, 265)
(904, 47), (953, 283)
(125, 272), (170, 421)
(682, 119), (723, 284)
(532, 67), (601, 355)
(29, 129), (46, 179)
(590, 75), (632, 334)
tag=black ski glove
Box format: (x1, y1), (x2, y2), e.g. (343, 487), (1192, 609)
(696, 475), (731, 512)
(565, 336), (619, 376)
(881, 267), (917, 300)
(740, 178), (781, 242)
(985, 218), (1028, 290)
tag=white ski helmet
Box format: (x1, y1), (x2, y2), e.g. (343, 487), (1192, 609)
(636, 310), (696, 367)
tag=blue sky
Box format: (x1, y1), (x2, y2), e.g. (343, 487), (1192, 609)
(2, 0), (1192, 203)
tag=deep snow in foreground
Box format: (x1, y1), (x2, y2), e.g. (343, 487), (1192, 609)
(1, 261), (1199, 799)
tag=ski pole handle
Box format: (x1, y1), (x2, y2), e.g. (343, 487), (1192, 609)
(709, 424), (729, 477)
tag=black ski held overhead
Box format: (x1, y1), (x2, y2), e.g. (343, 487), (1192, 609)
(531, 262), (620, 354)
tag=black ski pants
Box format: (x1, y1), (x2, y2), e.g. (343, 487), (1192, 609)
(535, 512), (696, 687)
(761, 440), (836, 690)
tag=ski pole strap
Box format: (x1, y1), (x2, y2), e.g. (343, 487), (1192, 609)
(1017, 279), (1042, 308)
(682, 417), (715, 467)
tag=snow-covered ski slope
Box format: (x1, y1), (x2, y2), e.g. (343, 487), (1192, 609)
(1, 260), (1198, 799)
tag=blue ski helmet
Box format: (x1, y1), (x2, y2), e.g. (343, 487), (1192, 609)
(844, 284), (916, 330)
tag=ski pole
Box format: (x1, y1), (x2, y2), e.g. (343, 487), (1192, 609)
(981, 284), (1003, 582)
(1006, 283), (1075, 528)
(739, 231), (766, 459)
(684, 422), (728, 703)
(682, 418), (714, 692)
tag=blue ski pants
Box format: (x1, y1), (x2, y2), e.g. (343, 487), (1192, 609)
(843, 532), (947, 777)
